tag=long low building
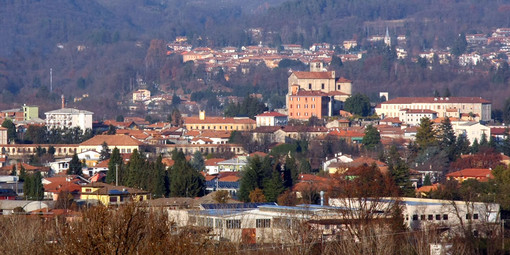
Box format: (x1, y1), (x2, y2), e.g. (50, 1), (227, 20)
(375, 97), (491, 122)
(183, 111), (256, 131)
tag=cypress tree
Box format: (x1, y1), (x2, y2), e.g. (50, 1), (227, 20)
(68, 153), (82, 176)
(471, 139), (480, 154)
(106, 147), (123, 185)
(151, 155), (167, 198)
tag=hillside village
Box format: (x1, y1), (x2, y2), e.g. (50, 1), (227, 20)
(1, 46), (510, 251)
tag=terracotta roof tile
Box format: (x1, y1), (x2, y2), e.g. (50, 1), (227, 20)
(80, 135), (144, 146)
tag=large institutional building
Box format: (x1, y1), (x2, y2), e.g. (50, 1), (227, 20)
(286, 62), (353, 120)
(45, 108), (94, 131)
(375, 97), (492, 123)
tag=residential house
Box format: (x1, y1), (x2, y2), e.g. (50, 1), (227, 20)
(79, 135), (144, 154)
(132, 89), (151, 102)
(446, 168), (493, 183)
(205, 173), (240, 198)
(255, 112), (288, 127)
(451, 122), (491, 144)
(217, 156), (249, 172)
(80, 183), (149, 206)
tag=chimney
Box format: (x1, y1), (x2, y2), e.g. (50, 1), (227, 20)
(61, 94), (65, 109)
(199, 110), (206, 120)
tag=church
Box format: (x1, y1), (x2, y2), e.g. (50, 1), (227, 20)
(286, 61), (352, 120)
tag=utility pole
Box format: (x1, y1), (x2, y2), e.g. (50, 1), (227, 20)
(115, 163), (119, 186)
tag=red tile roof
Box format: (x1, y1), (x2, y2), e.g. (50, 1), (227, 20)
(293, 71), (334, 79)
(446, 168), (493, 180)
(255, 112), (287, 117)
(184, 116), (255, 125)
(80, 135), (144, 146)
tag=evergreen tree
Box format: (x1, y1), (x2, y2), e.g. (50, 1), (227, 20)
(479, 132), (489, 148)
(456, 134), (471, 156)
(423, 174), (432, 186)
(415, 117), (437, 149)
(282, 156), (298, 188)
(67, 153), (82, 176)
(362, 125), (381, 150)
(24, 172), (44, 200)
(298, 158), (312, 174)
(489, 136), (497, 150)
(10, 164), (16, 176)
(344, 93), (371, 116)
(387, 146), (414, 197)
(99, 142), (111, 161)
(264, 170), (285, 202)
(451, 32), (467, 56)
(19, 164), (26, 182)
(437, 117), (456, 161)
(471, 139), (480, 154)
(239, 156), (263, 202)
(125, 149), (145, 188)
(502, 131), (510, 156)
(151, 155), (167, 198)
(190, 150), (205, 171)
(169, 157), (204, 197)
(330, 55), (343, 69)
(106, 147), (123, 184)
(1, 119), (16, 143)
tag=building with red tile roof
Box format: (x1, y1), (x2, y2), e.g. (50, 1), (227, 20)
(79, 135), (144, 154)
(183, 111), (256, 131)
(375, 96), (491, 122)
(446, 168), (493, 183)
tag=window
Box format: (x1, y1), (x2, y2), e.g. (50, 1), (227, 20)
(443, 214), (448, 220)
(226, 219), (241, 229)
(321, 83), (325, 89)
(412, 215), (418, 221)
(256, 219), (271, 228)
(308, 83), (312, 89)
(436, 214), (441, 220)
(206, 218), (214, 228)
(337, 85), (341, 90)
(473, 214), (479, 220)
(466, 214), (471, 220)
(85, 189), (92, 192)
(428, 215), (433, 221)
(109, 196), (118, 203)
(215, 219), (223, 228)
(420, 215), (425, 220)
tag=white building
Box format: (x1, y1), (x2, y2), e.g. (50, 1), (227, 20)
(375, 97), (491, 122)
(329, 197), (500, 231)
(46, 158), (72, 175)
(255, 112), (288, 127)
(452, 121), (491, 144)
(45, 108), (93, 131)
(0, 127), (7, 145)
(399, 109), (438, 126)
